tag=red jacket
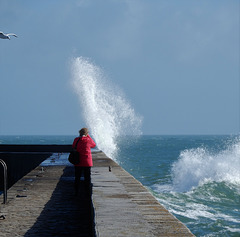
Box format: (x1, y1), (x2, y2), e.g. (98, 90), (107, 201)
(72, 135), (96, 167)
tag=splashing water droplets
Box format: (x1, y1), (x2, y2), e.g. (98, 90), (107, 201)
(171, 138), (240, 192)
(71, 57), (142, 159)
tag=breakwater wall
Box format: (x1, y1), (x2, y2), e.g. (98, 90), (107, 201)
(0, 145), (72, 190)
(0, 150), (194, 236)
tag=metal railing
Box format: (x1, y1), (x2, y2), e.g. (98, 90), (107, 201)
(0, 159), (7, 204)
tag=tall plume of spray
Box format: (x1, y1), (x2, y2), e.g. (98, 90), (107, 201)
(71, 57), (142, 159)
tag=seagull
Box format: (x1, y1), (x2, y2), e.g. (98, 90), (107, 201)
(0, 31), (17, 40)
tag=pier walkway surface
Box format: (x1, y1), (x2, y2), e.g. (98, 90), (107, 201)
(0, 151), (195, 237)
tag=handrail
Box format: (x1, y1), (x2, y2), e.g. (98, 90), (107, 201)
(0, 159), (7, 204)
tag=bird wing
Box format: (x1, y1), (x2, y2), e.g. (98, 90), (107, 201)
(7, 33), (17, 37)
(0, 32), (6, 39)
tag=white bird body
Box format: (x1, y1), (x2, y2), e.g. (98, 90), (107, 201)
(0, 31), (17, 40)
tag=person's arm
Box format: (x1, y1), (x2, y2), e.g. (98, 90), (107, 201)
(87, 134), (96, 148)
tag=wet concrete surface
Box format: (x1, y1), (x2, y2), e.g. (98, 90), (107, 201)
(0, 166), (94, 237)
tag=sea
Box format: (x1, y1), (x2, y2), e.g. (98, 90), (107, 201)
(0, 134), (239, 237)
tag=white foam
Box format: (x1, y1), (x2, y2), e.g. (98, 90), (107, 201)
(157, 194), (240, 224)
(71, 57), (142, 159)
(169, 202), (240, 223)
(171, 137), (240, 192)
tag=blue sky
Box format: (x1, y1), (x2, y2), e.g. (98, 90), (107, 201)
(0, 0), (239, 135)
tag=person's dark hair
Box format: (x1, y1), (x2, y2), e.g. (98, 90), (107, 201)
(79, 128), (88, 136)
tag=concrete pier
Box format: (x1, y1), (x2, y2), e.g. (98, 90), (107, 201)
(0, 151), (195, 236)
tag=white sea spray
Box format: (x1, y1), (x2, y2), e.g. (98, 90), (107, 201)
(171, 137), (240, 192)
(71, 57), (142, 159)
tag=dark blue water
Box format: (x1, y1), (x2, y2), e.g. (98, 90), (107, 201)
(115, 135), (240, 237)
(0, 135), (75, 145)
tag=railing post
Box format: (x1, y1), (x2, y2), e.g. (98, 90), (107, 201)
(0, 159), (7, 204)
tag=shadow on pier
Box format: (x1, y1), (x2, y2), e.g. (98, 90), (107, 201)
(24, 166), (96, 237)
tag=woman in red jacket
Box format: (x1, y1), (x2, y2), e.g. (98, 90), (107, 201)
(72, 128), (96, 196)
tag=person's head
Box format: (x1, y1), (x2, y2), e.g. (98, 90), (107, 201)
(79, 128), (89, 136)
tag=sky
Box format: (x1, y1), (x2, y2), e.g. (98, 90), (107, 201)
(0, 0), (239, 135)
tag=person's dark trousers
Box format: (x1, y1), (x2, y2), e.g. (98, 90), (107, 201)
(74, 166), (91, 196)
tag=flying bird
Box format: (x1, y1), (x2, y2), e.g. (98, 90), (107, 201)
(0, 31), (17, 40)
